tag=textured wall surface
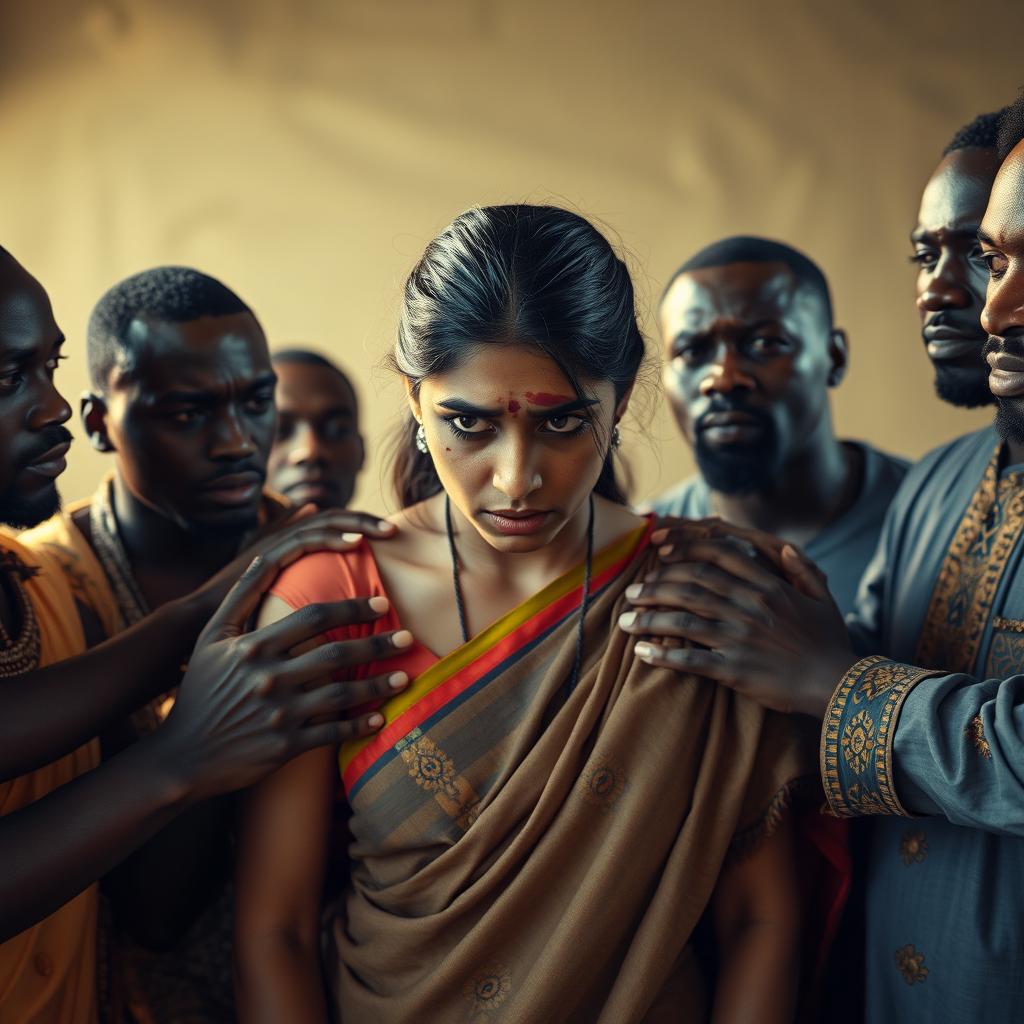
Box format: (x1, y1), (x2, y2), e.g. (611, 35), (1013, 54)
(2, 0), (1022, 512)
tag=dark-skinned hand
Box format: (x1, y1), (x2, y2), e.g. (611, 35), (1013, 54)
(188, 504), (397, 622)
(619, 519), (858, 718)
(153, 535), (411, 805)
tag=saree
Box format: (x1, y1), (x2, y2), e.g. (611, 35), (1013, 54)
(269, 519), (816, 1023)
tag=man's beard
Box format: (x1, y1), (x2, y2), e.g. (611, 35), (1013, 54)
(995, 397), (1024, 447)
(693, 409), (782, 495)
(0, 484), (61, 529)
(934, 364), (995, 409)
(0, 425), (72, 528)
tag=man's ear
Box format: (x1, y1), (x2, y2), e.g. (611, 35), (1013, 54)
(827, 328), (849, 388)
(80, 392), (114, 453)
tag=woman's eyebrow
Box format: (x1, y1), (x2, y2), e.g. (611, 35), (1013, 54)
(525, 397), (599, 417)
(436, 397), (504, 417)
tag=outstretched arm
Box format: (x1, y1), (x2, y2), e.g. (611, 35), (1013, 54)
(0, 549), (408, 941)
(711, 819), (800, 1024)
(1, 508), (395, 781)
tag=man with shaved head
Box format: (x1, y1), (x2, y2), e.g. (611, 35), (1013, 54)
(649, 235), (907, 614)
(268, 348), (364, 510)
(624, 102), (1024, 1017)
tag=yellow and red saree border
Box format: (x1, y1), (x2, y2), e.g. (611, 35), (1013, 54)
(339, 519), (653, 797)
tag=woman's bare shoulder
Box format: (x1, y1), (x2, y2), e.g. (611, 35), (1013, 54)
(368, 497), (447, 574)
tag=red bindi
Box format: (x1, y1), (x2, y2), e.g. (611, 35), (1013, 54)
(508, 399), (521, 414)
(524, 391), (574, 407)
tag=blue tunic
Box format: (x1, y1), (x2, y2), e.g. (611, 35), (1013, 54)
(649, 441), (909, 616)
(828, 424), (1024, 1019)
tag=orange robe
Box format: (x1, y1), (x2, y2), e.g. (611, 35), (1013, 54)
(0, 530), (98, 1024)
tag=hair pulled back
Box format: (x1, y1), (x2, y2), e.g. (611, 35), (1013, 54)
(390, 204), (645, 507)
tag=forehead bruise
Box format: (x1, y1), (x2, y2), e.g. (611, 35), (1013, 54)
(917, 150), (996, 232)
(983, 144), (1024, 243)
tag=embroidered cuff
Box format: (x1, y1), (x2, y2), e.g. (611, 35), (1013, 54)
(820, 656), (941, 818)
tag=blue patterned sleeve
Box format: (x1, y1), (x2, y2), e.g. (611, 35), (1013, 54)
(820, 656), (943, 818)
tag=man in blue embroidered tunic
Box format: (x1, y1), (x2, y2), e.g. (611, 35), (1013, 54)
(623, 104), (1024, 1020)
(648, 236), (907, 616)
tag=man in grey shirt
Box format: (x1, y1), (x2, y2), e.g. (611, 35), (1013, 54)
(649, 235), (907, 615)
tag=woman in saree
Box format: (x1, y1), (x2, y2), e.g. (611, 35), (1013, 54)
(234, 205), (814, 1023)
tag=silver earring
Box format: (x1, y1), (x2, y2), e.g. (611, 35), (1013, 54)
(610, 426), (621, 450)
(415, 424), (429, 454)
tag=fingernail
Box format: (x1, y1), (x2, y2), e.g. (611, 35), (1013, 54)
(651, 528), (667, 544)
(369, 596), (389, 613)
(389, 672), (409, 689)
(368, 713), (384, 728)
(618, 611), (638, 627)
(393, 630), (414, 648)
(378, 520), (395, 531)
(342, 532), (363, 544)
(658, 544), (673, 557)
(634, 642), (655, 659)
(625, 584), (642, 599)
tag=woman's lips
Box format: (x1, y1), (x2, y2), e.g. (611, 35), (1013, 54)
(481, 510), (550, 535)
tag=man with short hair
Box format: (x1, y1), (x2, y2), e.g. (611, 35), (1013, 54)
(0, 246), (408, 1024)
(624, 102), (1024, 1018)
(914, 110), (1004, 409)
(649, 235), (907, 614)
(19, 266), (391, 1021)
(268, 348), (364, 510)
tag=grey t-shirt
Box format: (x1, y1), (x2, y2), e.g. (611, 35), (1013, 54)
(647, 441), (910, 617)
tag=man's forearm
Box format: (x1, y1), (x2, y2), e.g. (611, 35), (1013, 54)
(0, 595), (206, 780)
(0, 729), (193, 941)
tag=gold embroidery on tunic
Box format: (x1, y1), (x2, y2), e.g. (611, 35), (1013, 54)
(822, 657), (941, 817)
(966, 714), (992, 759)
(894, 944), (929, 985)
(899, 830), (927, 865)
(915, 448), (1024, 674)
(841, 710), (876, 773)
(992, 616), (1024, 633)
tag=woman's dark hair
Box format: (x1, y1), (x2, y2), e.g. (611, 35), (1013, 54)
(389, 204), (646, 507)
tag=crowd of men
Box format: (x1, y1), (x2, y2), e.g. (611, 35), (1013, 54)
(2, 92), (1023, 1022)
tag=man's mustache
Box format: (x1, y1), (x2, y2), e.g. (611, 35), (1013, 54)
(982, 333), (1024, 360)
(695, 398), (773, 433)
(17, 426), (73, 470)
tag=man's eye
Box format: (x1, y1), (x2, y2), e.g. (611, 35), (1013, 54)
(910, 250), (938, 269)
(171, 409), (202, 426)
(245, 395), (274, 414)
(748, 336), (787, 356)
(981, 251), (1009, 279)
(0, 372), (23, 393)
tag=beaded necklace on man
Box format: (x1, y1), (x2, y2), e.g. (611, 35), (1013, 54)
(0, 551), (41, 677)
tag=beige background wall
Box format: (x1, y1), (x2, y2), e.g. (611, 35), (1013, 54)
(2, 0), (1023, 513)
